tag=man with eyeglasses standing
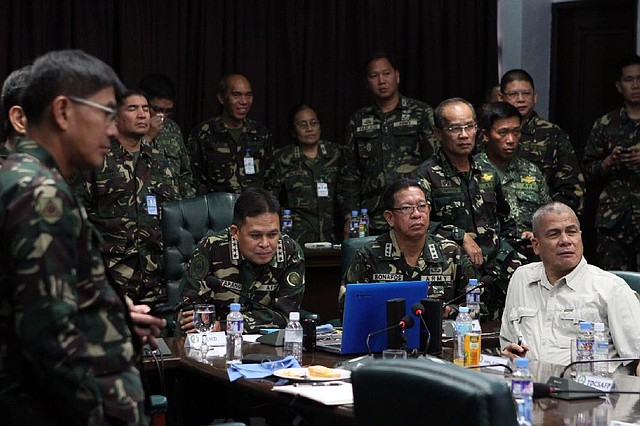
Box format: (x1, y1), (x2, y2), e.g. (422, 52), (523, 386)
(139, 73), (195, 198)
(412, 98), (525, 318)
(339, 178), (477, 312)
(0, 50), (165, 425)
(476, 102), (551, 263)
(499, 69), (585, 215)
(80, 89), (182, 305)
(338, 52), (438, 237)
(188, 73), (272, 195)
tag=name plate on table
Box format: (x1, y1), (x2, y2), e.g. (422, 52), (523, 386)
(184, 332), (226, 349)
(575, 374), (615, 392)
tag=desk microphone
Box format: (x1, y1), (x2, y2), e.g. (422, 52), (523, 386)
(411, 303), (430, 356)
(149, 289), (199, 316)
(559, 357), (640, 378)
(443, 275), (494, 307)
(533, 381), (640, 399)
(365, 315), (415, 356)
(205, 276), (288, 325)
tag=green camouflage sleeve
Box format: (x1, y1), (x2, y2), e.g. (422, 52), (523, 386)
(551, 129), (586, 214)
(582, 118), (610, 181)
(418, 106), (439, 160)
(187, 124), (209, 195)
(337, 117), (362, 216)
(338, 250), (372, 312)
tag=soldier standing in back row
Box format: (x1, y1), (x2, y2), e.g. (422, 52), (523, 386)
(499, 69), (585, 215)
(188, 73), (272, 194)
(265, 104), (345, 243)
(583, 55), (640, 271)
(338, 52), (438, 236)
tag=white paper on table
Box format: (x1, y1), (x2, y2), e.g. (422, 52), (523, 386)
(272, 382), (353, 405)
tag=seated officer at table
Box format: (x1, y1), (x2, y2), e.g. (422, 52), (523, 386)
(339, 178), (477, 312)
(500, 201), (640, 375)
(178, 188), (305, 332)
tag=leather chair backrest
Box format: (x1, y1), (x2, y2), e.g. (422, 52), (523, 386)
(352, 358), (517, 426)
(162, 192), (240, 304)
(609, 270), (640, 295)
(341, 236), (378, 277)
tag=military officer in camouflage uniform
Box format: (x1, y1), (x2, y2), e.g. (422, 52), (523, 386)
(412, 98), (525, 316)
(340, 179), (478, 311)
(265, 104), (345, 243)
(0, 66), (30, 166)
(583, 55), (640, 271)
(81, 89), (182, 304)
(499, 69), (585, 214)
(188, 73), (272, 194)
(179, 188), (305, 332)
(0, 50), (165, 426)
(476, 102), (551, 262)
(139, 73), (196, 198)
(338, 52), (438, 235)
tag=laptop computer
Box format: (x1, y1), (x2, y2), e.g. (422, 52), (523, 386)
(317, 280), (429, 355)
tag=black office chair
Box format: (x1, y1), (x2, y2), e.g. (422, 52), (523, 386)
(352, 358), (517, 426)
(609, 270), (640, 295)
(341, 236), (378, 277)
(162, 192), (240, 305)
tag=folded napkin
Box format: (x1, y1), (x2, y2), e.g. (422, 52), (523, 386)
(227, 355), (300, 382)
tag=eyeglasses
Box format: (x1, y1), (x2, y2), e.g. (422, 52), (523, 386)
(295, 119), (320, 129)
(502, 91), (533, 100)
(391, 204), (429, 215)
(68, 96), (117, 122)
(443, 123), (477, 135)
(150, 104), (174, 116)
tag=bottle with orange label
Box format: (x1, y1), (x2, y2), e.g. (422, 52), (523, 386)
(464, 333), (482, 366)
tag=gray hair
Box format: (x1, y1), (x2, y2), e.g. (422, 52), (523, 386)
(531, 202), (579, 236)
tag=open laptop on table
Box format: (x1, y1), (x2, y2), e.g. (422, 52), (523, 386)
(316, 280), (429, 355)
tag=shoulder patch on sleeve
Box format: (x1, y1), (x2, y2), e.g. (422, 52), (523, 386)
(286, 271), (302, 287)
(36, 197), (63, 224)
(188, 252), (210, 280)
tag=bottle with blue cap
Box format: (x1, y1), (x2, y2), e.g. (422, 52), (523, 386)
(281, 209), (293, 235)
(226, 303), (244, 364)
(465, 278), (481, 319)
(511, 357), (533, 426)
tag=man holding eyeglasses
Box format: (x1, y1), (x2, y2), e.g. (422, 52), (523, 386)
(339, 178), (477, 311)
(139, 73), (195, 198)
(338, 52), (438, 237)
(412, 98), (525, 318)
(188, 73), (272, 195)
(476, 102), (551, 262)
(80, 89), (182, 305)
(0, 50), (165, 425)
(499, 69), (585, 215)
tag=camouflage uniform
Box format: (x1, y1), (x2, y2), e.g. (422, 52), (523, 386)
(187, 116), (272, 194)
(412, 149), (525, 315)
(519, 112), (585, 214)
(182, 228), (305, 331)
(475, 153), (551, 236)
(151, 117), (196, 198)
(81, 138), (182, 304)
(339, 230), (478, 309)
(0, 143), (10, 166)
(0, 139), (145, 425)
(338, 94), (439, 234)
(583, 107), (640, 270)
(265, 140), (345, 243)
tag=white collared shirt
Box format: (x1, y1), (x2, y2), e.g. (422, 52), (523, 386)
(500, 258), (640, 372)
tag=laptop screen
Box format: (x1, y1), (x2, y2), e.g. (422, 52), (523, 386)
(340, 280), (429, 355)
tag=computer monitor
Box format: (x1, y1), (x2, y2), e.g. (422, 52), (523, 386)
(341, 280), (429, 354)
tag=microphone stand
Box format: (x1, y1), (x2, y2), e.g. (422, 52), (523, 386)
(559, 357), (639, 378)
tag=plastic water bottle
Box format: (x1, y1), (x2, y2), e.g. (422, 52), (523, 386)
(465, 278), (481, 319)
(453, 306), (473, 366)
(575, 321), (594, 376)
(284, 311), (303, 364)
(511, 357), (533, 426)
(358, 208), (369, 237)
(281, 209), (293, 235)
(593, 322), (609, 377)
(225, 303), (244, 364)
(349, 210), (360, 238)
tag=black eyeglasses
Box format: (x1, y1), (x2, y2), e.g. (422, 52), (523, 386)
(149, 104), (175, 116)
(391, 204), (429, 215)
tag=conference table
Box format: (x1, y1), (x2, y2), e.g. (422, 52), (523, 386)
(146, 336), (640, 425)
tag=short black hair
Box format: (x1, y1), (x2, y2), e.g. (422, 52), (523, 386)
(138, 73), (176, 101)
(288, 103), (315, 129)
(2, 65), (31, 138)
(21, 49), (125, 126)
(433, 98), (476, 130)
(217, 73), (249, 96)
(118, 88), (148, 106)
(616, 55), (640, 81)
(365, 51), (398, 74)
(382, 179), (427, 211)
(500, 69), (535, 93)
(479, 101), (521, 131)
(233, 188), (281, 226)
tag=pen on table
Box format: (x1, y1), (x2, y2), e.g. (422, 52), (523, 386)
(293, 381), (345, 387)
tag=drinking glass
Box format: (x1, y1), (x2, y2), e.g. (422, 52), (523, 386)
(193, 304), (216, 353)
